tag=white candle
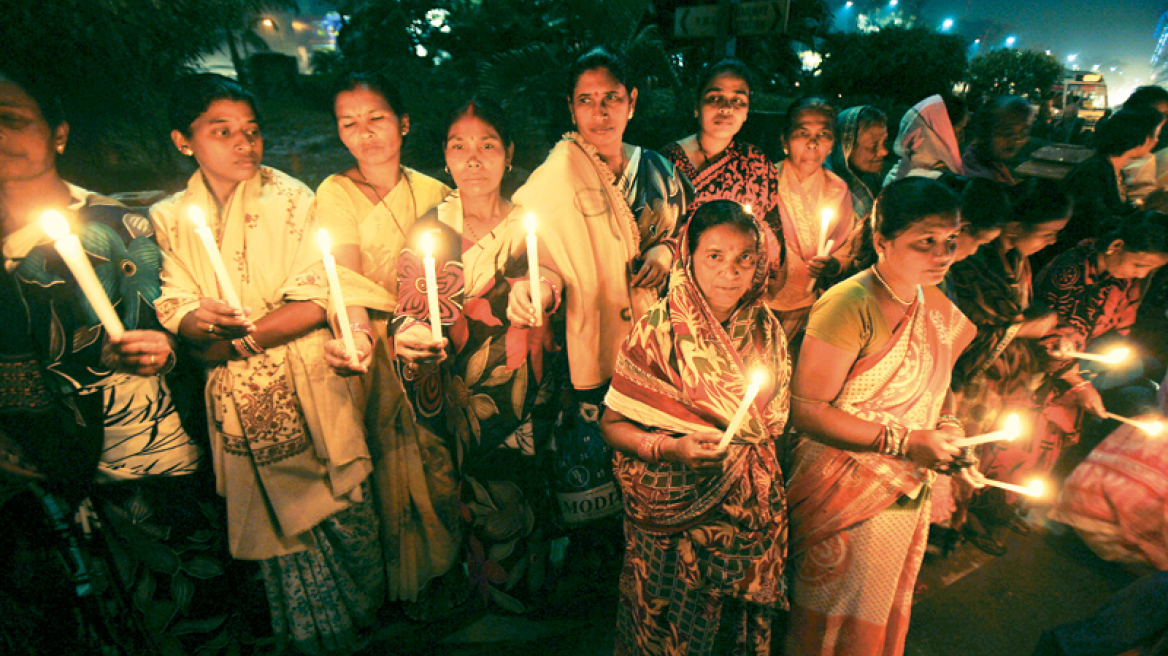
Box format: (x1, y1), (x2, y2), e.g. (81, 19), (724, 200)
(718, 369), (767, 451)
(317, 229), (358, 367)
(526, 213), (542, 327)
(187, 206), (242, 310)
(1101, 411), (1165, 436)
(983, 478), (1046, 498)
(952, 413), (1023, 447)
(419, 231), (443, 342)
(806, 236), (837, 293)
(41, 210), (125, 341)
(1057, 346), (1130, 364)
(816, 207), (835, 257)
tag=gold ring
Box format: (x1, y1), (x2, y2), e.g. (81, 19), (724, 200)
(206, 323), (215, 333)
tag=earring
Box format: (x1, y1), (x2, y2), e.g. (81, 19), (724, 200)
(444, 166), (450, 175)
(56, 144), (65, 154)
(181, 147), (193, 156)
(401, 129), (408, 136)
(628, 111), (634, 119)
(507, 164), (513, 172)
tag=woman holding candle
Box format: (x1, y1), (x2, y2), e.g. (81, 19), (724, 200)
(510, 46), (686, 571)
(391, 98), (562, 614)
(600, 200), (790, 656)
(151, 73), (383, 654)
(828, 105), (889, 222)
(784, 177), (981, 656)
(0, 69), (257, 653)
(770, 97), (857, 344)
(313, 72), (460, 615)
(1004, 213), (1168, 502)
(661, 59), (783, 273)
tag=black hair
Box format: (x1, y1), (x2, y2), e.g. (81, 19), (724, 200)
(942, 93), (968, 131)
(960, 178), (1012, 234)
(851, 105), (888, 133)
(1098, 210), (1168, 255)
(686, 200), (758, 258)
(332, 71), (406, 119)
(445, 96), (512, 149)
(874, 177), (960, 240)
(168, 73), (259, 136)
(784, 96), (836, 138)
(0, 69), (66, 129)
(1011, 178), (1072, 228)
(971, 95), (1031, 144)
(568, 47), (634, 98)
(1124, 86), (1168, 112)
(695, 58), (754, 104)
(1093, 106), (1164, 157)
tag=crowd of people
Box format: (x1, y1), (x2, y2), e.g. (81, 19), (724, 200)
(2, 44), (1167, 656)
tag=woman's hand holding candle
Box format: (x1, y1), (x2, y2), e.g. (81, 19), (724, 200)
(185, 297), (253, 343)
(107, 330), (174, 376)
(665, 429), (727, 471)
(506, 278), (555, 328)
(394, 323), (448, 377)
(323, 331), (374, 377)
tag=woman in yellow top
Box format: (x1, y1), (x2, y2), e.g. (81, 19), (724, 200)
(313, 72), (460, 614)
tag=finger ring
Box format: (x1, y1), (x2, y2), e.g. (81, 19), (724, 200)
(206, 323), (216, 333)
(148, 355), (155, 365)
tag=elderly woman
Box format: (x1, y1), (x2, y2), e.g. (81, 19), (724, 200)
(0, 70), (254, 652)
(770, 97), (857, 342)
(828, 105), (889, 222)
(962, 96), (1033, 186)
(391, 98), (561, 613)
(885, 94), (967, 184)
(784, 178), (981, 656)
(602, 200), (790, 656)
(151, 74), (382, 653)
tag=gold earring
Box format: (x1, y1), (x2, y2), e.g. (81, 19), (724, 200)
(56, 144), (65, 154)
(628, 111), (634, 119)
(181, 147), (192, 156)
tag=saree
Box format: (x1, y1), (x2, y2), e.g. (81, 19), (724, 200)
(770, 161), (857, 339)
(662, 139), (784, 297)
(884, 95), (964, 185)
(391, 193), (562, 613)
(604, 215), (790, 656)
(828, 107), (882, 223)
(513, 133), (686, 525)
(0, 186), (256, 654)
(785, 282), (975, 656)
(992, 241), (1154, 487)
(152, 167), (382, 653)
(316, 169), (461, 603)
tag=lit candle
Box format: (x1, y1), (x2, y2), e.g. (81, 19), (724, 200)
(41, 210), (125, 341)
(807, 208), (837, 293)
(718, 369), (767, 451)
(1101, 411), (1164, 436)
(187, 206), (242, 310)
(952, 413), (1023, 447)
(1056, 346), (1130, 365)
(317, 229), (358, 367)
(419, 231), (443, 342)
(526, 213), (542, 326)
(743, 203), (753, 215)
(983, 478), (1046, 498)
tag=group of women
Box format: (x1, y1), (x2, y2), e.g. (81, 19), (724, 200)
(3, 44), (1167, 656)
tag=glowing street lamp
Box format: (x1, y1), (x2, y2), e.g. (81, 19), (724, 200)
(889, 0), (898, 6)
(941, 18), (954, 31)
(1005, 36), (1017, 47)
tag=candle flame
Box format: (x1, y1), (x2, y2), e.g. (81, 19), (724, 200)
(1105, 347), (1131, 365)
(1003, 413), (1022, 441)
(525, 213), (538, 236)
(742, 203), (753, 215)
(1025, 479), (1046, 498)
(40, 209), (70, 240)
(1139, 419), (1164, 436)
(316, 228), (332, 256)
(820, 207), (834, 229)
(187, 205), (207, 230)
(419, 231), (434, 257)
(749, 368), (767, 387)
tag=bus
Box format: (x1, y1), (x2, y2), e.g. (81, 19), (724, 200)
(1050, 72), (1109, 129)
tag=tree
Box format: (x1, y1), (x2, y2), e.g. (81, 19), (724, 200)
(817, 27), (966, 108)
(967, 49), (1064, 105)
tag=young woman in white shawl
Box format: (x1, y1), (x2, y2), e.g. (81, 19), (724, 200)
(151, 74), (382, 654)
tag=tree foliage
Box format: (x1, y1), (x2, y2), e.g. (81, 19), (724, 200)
(817, 27), (967, 107)
(967, 49), (1064, 105)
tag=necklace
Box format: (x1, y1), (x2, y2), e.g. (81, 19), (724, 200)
(871, 265), (916, 306)
(350, 166), (416, 237)
(695, 136), (727, 167)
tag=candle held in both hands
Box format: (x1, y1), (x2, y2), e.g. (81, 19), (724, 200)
(525, 213), (542, 327)
(317, 229), (358, 367)
(420, 231), (443, 342)
(187, 205), (243, 310)
(717, 369), (767, 451)
(41, 210), (125, 341)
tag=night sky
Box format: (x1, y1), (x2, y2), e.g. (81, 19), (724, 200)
(839, 0), (1168, 103)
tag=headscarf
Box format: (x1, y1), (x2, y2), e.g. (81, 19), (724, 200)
(884, 95), (964, 185)
(829, 106), (882, 222)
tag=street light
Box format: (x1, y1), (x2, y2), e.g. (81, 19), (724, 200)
(845, 1), (853, 7)
(941, 18), (954, 31)
(889, 0), (898, 6)
(1005, 36), (1016, 47)
(1067, 54), (1078, 64)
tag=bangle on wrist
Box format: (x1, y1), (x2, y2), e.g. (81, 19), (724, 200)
(350, 322), (375, 347)
(538, 276), (561, 312)
(232, 335), (265, 358)
(636, 432), (668, 463)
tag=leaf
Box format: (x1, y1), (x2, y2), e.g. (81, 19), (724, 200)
(172, 571), (195, 612)
(484, 365), (513, 387)
(510, 365), (528, 420)
(182, 555), (225, 580)
(143, 599), (178, 634)
(469, 394), (499, 421)
(464, 337), (492, 386)
(169, 614), (227, 636)
(488, 539), (517, 563)
(505, 555), (528, 591)
(133, 570), (157, 612)
(487, 585), (527, 614)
